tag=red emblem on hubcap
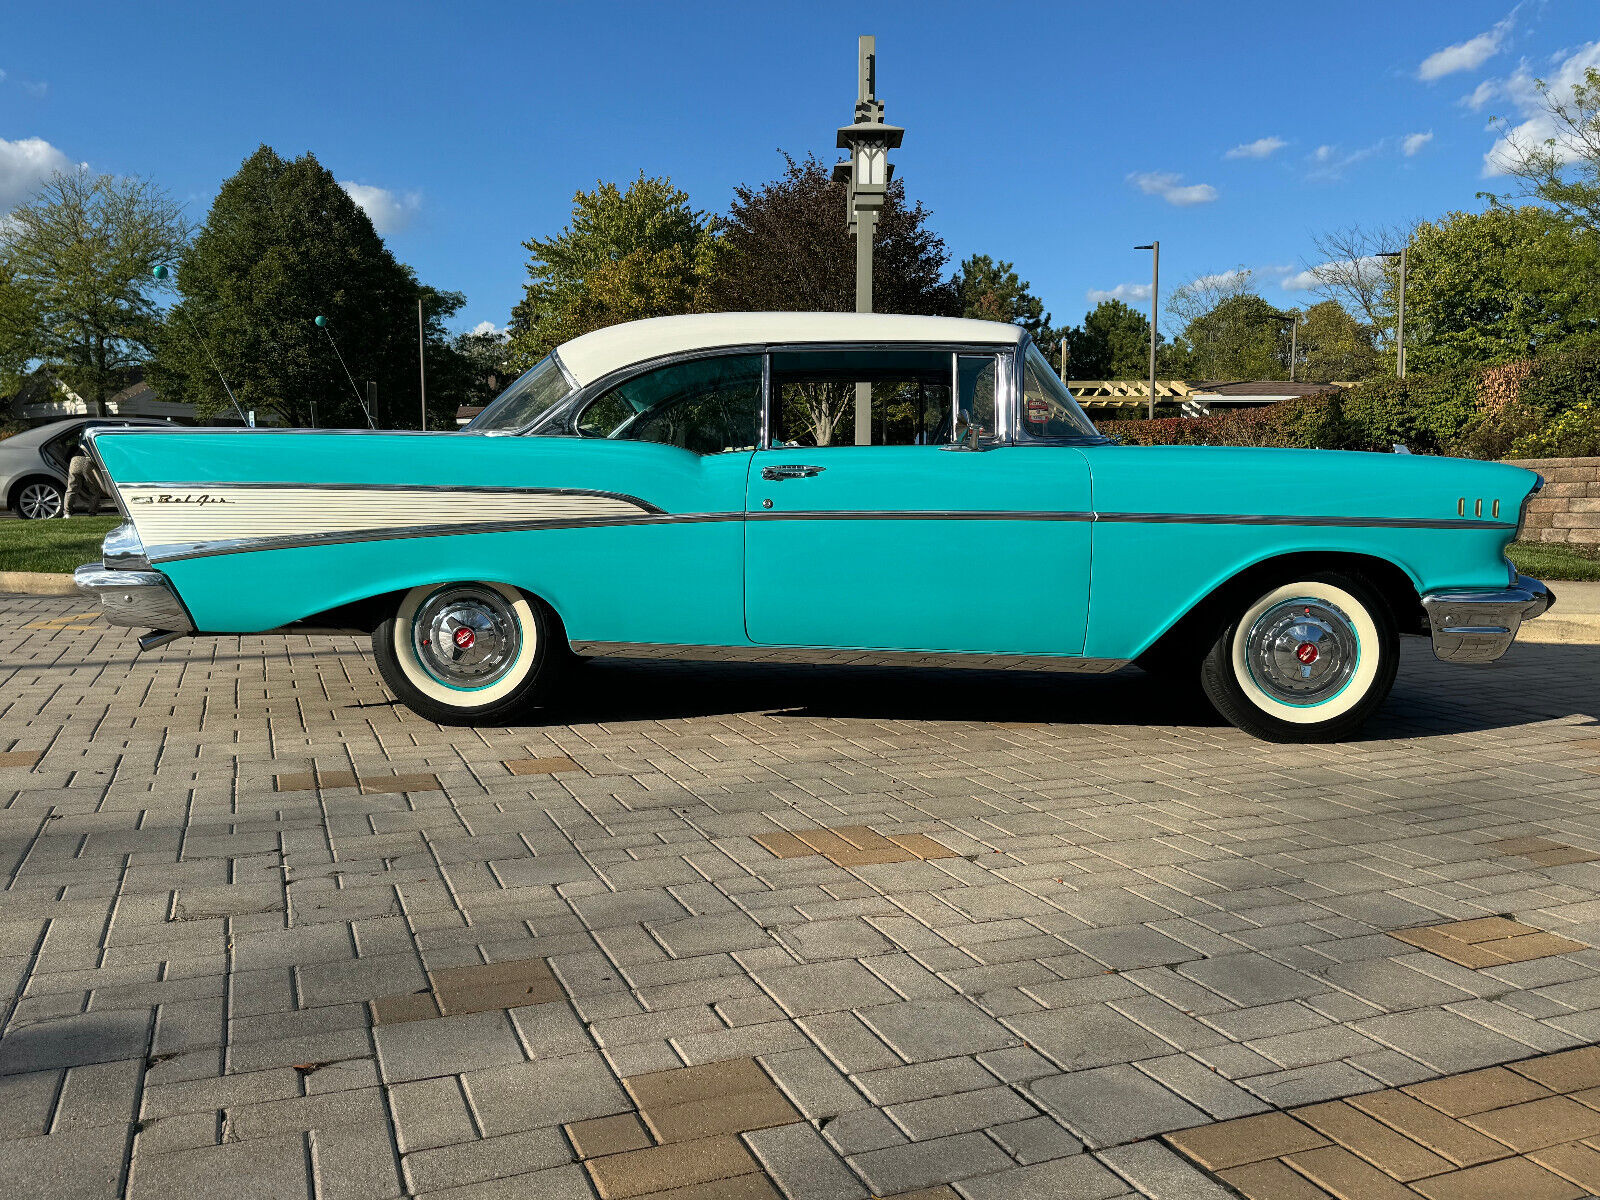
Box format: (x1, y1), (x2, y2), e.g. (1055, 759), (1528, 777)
(1296, 641), (1319, 665)
(453, 627), (476, 650)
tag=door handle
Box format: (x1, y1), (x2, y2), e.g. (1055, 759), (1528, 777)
(761, 464), (826, 481)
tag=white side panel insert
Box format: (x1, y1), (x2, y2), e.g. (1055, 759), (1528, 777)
(120, 484), (654, 560)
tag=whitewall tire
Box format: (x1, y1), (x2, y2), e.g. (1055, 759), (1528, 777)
(373, 582), (561, 725)
(1200, 572), (1398, 742)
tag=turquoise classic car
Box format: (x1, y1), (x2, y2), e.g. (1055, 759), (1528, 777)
(76, 313), (1554, 741)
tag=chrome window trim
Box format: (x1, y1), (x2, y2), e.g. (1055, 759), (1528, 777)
(119, 480), (664, 512)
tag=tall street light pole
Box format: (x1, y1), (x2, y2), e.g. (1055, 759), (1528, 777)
(418, 296), (428, 430)
(1377, 248), (1407, 379)
(1134, 242), (1159, 419)
(834, 35), (902, 445)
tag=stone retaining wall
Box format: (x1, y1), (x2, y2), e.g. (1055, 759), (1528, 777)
(1507, 457), (1600, 549)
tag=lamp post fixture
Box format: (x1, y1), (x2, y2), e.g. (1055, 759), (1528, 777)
(1134, 242), (1159, 419)
(834, 35), (902, 445)
(1376, 248), (1407, 378)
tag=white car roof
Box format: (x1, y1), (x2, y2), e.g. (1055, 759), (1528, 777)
(554, 313), (1028, 388)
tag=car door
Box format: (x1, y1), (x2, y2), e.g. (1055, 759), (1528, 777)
(744, 347), (1092, 655)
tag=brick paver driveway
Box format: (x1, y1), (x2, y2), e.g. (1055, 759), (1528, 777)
(2, 591), (1599, 1199)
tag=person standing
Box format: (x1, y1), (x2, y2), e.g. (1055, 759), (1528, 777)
(61, 436), (108, 518)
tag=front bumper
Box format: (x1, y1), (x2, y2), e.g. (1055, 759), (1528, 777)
(75, 564), (194, 633)
(1421, 574), (1555, 664)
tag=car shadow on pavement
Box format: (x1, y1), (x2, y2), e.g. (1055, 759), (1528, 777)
(528, 639), (1600, 738)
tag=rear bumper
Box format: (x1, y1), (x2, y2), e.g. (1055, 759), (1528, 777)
(74, 564), (194, 633)
(1421, 574), (1555, 664)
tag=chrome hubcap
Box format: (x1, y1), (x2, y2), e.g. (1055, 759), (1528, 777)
(411, 586), (521, 688)
(1246, 597), (1359, 705)
(20, 483), (61, 518)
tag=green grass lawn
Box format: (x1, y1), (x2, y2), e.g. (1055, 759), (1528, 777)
(1508, 541), (1600, 582)
(0, 516), (119, 574)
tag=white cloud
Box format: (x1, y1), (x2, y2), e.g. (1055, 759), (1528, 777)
(1224, 136), (1287, 160)
(1281, 256), (1388, 292)
(1460, 79), (1499, 110)
(1191, 268), (1252, 292)
(338, 181), (421, 235)
(1402, 131), (1434, 156)
(0, 136), (74, 212)
(1086, 282), (1151, 306)
(469, 320), (506, 339)
(1127, 171), (1218, 206)
(1307, 141), (1383, 179)
(1419, 13), (1515, 81)
(1482, 41), (1600, 175)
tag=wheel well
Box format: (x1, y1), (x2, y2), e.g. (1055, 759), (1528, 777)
(1139, 552), (1426, 667)
(291, 583), (574, 642)
(7, 474), (64, 509)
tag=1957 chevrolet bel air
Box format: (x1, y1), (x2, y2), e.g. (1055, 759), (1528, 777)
(76, 313), (1554, 742)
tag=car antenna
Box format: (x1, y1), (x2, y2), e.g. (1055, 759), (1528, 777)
(315, 316), (378, 430)
(152, 266), (250, 426)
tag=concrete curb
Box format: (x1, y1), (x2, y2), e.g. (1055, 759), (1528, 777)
(0, 571), (77, 596)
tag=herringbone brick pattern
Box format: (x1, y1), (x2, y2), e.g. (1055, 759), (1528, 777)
(1, 593), (1599, 1199)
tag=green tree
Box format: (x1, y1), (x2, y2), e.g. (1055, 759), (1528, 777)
(700, 153), (958, 317)
(2, 170), (188, 415)
(1395, 205), (1598, 375)
(1297, 300), (1378, 382)
(150, 146), (460, 428)
(0, 255), (39, 395)
(506, 174), (716, 369)
(957, 254), (1062, 357)
(1491, 65), (1600, 235)
(1066, 299), (1152, 378)
(1166, 274), (1287, 379)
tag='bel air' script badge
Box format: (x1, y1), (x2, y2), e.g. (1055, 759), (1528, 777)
(131, 493), (228, 505)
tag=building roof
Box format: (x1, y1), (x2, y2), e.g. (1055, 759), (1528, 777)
(1189, 380), (1343, 398)
(555, 313), (1027, 387)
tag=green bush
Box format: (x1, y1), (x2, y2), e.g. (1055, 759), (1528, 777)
(1340, 370), (1479, 454)
(1111, 395), (1352, 449)
(1510, 401), (1600, 458)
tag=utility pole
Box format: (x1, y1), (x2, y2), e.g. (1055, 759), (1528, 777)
(1377, 248), (1407, 378)
(417, 296), (428, 430)
(1135, 242), (1159, 419)
(834, 36), (902, 445)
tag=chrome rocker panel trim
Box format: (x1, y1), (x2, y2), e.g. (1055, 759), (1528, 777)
(569, 641), (1130, 674)
(74, 564), (195, 633)
(1421, 574), (1554, 664)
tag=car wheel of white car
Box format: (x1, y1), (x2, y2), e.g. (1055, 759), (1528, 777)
(373, 582), (561, 725)
(1200, 572), (1398, 743)
(14, 480), (64, 519)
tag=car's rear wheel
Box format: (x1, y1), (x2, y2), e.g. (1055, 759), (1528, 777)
(1200, 572), (1398, 743)
(373, 582), (561, 725)
(13, 479), (64, 519)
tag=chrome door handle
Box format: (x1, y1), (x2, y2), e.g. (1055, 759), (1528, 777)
(761, 464), (826, 481)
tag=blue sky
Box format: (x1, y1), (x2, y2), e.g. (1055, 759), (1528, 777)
(2, 1), (1596, 338)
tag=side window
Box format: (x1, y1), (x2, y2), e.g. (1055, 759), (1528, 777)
(957, 356), (998, 441)
(576, 354), (762, 455)
(770, 349), (953, 448)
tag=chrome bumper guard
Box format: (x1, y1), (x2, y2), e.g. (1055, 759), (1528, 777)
(1421, 574), (1555, 664)
(74, 564), (194, 634)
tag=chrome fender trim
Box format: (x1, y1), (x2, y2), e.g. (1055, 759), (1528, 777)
(74, 564), (195, 633)
(1421, 574), (1554, 664)
(569, 641), (1129, 674)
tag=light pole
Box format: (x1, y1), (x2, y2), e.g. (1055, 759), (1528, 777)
(833, 35), (902, 445)
(1376, 248), (1407, 378)
(417, 296), (428, 431)
(1266, 310), (1299, 381)
(1134, 242), (1159, 418)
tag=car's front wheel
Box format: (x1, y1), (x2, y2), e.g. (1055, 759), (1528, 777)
(1200, 572), (1398, 743)
(373, 582), (561, 725)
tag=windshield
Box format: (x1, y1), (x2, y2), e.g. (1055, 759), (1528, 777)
(1018, 342), (1100, 440)
(465, 354), (574, 432)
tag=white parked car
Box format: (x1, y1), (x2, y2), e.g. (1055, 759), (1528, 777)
(0, 418), (178, 518)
